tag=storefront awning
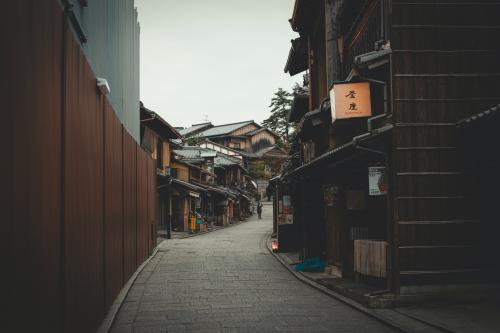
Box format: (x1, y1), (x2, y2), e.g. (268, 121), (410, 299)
(171, 178), (204, 194)
(284, 123), (393, 178)
(207, 186), (228, 197)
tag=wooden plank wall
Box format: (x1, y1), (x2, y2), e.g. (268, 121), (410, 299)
(1, 1), (156, 331)
(2, 1), (64, 331)
(136, 147), (149, 264)
(104, 102), (125, 309)
(391, 0), (500, 287)
(123, 130), (138, 281)
(64, 26), (106, 332)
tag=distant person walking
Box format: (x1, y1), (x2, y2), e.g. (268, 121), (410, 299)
(257, 202), (263, 219)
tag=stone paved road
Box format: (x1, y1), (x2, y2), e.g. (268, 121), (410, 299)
(111, 205), (396, 333)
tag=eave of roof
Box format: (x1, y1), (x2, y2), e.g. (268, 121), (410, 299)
(179, 122), (213, 137)
(457, 104), (500, 130)
(289, 0), (317, 33)
(254, 145), (287, 158)
(285, 123), (393, 178)
(284, 37), (308, 76)
(171, 178), (204, 193)
(140, 105), (181, 139)
(196, 120), (257, 138)
(244, 127), (280, 139)
(354, 48), (392, 70)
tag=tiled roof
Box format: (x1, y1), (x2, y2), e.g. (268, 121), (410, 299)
(253, 145), (287, 158)
(173, 147), (215, 160)
(196, 120), (256, 137)
(214, 154), (241, 167)
(244, 127), (279, 138)
(140, 105), (181, 139)
(171, 178), (205, 193)
(285, 36), (308, 76)
(457, 104), (500, 130)
(179, 122), (213, 136)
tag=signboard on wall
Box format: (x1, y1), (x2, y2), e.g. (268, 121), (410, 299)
(330, 82), (372, 123)
(282, 195), (293, 213)
(368, 167), (387, 196)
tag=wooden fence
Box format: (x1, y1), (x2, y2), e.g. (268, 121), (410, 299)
(1, 1), (156, 332)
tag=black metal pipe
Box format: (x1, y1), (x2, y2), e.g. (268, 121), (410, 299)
(62, 0), (88, 44)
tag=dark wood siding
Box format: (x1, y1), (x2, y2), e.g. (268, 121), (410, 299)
(104, 102), (124, 309)
(2, 2), (157, 330)
(391, 0), (500, 286)
(2, 1), (63, 331)
(64, 27), (105, 332)
(136, 147), (149, 264)
(123, 130), (138, 280)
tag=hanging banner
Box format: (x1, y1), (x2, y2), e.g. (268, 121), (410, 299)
(368, 167), (387, 196)
(330, 82), (372, 123)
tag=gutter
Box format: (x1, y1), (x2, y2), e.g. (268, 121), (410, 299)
(63, 0), (87, 43)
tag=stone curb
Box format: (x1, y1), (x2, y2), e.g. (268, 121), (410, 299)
(265, 235), (412, 333)
(97, 239), (166, 333)
(265, 236), (460, 333)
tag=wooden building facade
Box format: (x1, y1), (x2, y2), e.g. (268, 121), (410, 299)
(140, 104), (182, 238)
(280, 0), (500, 294)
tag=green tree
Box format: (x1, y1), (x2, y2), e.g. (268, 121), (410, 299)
(186, 135), (203, 146)
(262, 88), (293, 149)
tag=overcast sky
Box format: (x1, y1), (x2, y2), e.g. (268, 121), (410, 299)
(135, 0), (299, 129)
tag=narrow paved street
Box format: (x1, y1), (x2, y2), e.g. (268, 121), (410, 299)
(111, 205), (396, 333)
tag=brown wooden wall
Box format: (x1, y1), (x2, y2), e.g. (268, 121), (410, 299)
(104, 102), (125, 309)
(64, 26), (106, 331)
(137, 148), (149, 265)
(391, 0), (500, 287)
(2, 1), (64, 331)
(1, 1), (156, 332)
(123, 130), (139, 280)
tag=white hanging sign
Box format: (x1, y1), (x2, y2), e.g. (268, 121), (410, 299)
(368, 167), (387, 196)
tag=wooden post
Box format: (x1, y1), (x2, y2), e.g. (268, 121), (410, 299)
(325, 0), (342, 87)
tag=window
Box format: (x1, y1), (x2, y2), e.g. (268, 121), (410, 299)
(156, 140), (163, 169)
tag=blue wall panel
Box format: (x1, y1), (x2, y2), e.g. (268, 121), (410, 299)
(69, 0), (141, 142)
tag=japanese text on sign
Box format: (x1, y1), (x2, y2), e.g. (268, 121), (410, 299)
(330, 82), (372, 123)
